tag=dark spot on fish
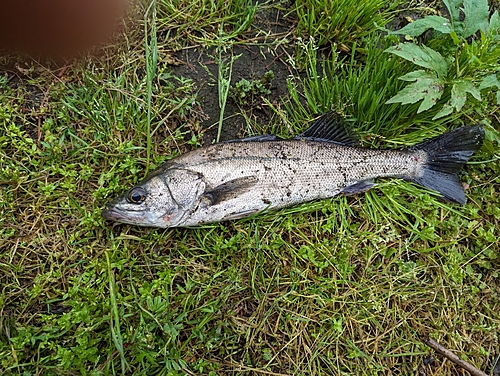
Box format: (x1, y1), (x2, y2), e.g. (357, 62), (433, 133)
(264, 165), (271, 171)
(262, 198), (271, 205)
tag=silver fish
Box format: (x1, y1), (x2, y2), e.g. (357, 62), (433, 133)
(102, 112), (484, 228)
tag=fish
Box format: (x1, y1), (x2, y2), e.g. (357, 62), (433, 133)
(102, 112), (484, 228)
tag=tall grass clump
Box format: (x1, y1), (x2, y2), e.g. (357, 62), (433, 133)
(295, 0), (398, 51)
(155, 0), (257, 47)
(144, 0), (158, 173)
(285, 35), (449, 142)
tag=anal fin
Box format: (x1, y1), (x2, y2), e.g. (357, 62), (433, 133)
(341, 180), (376, 196)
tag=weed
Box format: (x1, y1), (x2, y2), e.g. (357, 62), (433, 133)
(230, 70), (274, 106)
(385, 0), (500, 118)
(285, 34), (447, 141)
(215, 43), (241, 142)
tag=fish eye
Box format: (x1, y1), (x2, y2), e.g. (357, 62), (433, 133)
(127, 187), (147, 204)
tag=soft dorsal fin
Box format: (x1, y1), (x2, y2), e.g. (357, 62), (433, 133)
(295, 112), (358, 146)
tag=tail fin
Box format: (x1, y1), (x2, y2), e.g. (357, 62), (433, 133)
(407, 125), (484, 204)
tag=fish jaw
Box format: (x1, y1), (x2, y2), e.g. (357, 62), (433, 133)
(102, 206), (147, 225)
(102, 204), (180, 228)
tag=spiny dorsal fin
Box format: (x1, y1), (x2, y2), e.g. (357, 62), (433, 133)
(295, 112), (358, 146)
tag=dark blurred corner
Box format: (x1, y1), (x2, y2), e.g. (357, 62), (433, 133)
(0, 0), (128, 58)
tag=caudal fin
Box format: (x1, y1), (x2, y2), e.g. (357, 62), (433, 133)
(407, 125), (484, 204)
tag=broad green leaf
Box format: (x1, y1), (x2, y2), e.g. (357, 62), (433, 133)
(479, 74), (500, 90)
(418, 82), (445, 112)
(478, 74), (500, 104)
(442, 0), (462, 27)
(433, 79), (482, 120)
(453, 79), (481, 101)
(462, 0), (489, 37)
(433, 104), (454, 119)
(390, 16), (452, 37)
(398, 70), (434, 82)
(385, 44), (448, 78)
(487, 11), (500, 39)
(450, 83), (467, 111)
(386, 73), (444, 113)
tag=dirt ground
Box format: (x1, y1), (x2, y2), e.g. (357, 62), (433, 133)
(169, 5), (301, 142)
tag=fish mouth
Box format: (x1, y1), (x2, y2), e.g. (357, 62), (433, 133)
(102, 207), (146, 224)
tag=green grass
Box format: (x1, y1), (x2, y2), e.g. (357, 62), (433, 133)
(1, 0), (499, 375)
(294, 0), (399, 58)
(155, 0), (257, 48)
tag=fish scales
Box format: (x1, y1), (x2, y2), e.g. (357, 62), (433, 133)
(161, 141), (420, 226)
(176, 140), (418, 202)
(102, 112), (484, 228)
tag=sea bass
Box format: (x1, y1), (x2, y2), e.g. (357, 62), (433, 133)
(102, 113), (484, 228)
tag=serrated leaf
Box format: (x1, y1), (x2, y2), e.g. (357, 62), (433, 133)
(418, 83), (445, 113)
(433, 104), (454, 119)
(462, 0), (489, 37)
(386, 75), (444, 113)
(399, 70), (435, 82)
(390, 16), (452, 37)
(479, 74), (500, 90)
(385, 44), (448, 78)
(442, 0), (462, 27)
(488, 11), (500, 37)
(453, 79), (481, 101)
(433, 80), (482, 120)
(450, 83), (467, 111)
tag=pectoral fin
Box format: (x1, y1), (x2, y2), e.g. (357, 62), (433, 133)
(203, 176), (258, 206)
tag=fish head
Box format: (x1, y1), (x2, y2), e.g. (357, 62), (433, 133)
(102, 168), (206, 228)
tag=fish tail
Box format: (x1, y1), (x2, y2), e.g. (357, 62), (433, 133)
(407, 125), (484, 204)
